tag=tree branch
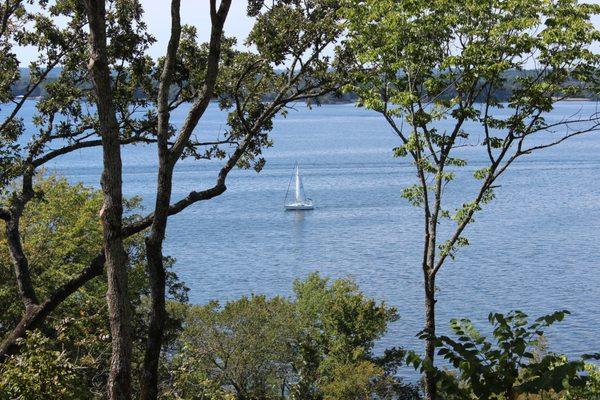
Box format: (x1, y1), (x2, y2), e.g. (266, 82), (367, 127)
(170, 0), (232, 160)
(0, 207), (10, 221)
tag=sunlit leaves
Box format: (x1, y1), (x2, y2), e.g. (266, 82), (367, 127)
(171, 273), (406, 400)
(0, 331), (85, 400)
(452, 202), (479, 225)
(452, 188), (495, 225)
(445, 157), (466, 168)
(473, 167), (490, 180)
(207, 0), (346, 171)
(0, 176), (188, 397)
(248, 4), (305, 66)
(438, 237), (469, 260)
(392, 145), (408, 158)
(401, 185), (425, 207)
(1, 0), (158, 192)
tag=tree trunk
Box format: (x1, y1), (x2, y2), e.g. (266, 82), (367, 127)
(139, 239), (166, 400)
(139, 1), (179, 396)
(139, 166), (172, 400)
(423, 273), (437, 400)
(422, 170), (442, 400)
(85, 1), (131, 398)
(139, 2), (230, 398)
(102, 212), (131, 400)
(5, 217), (38, 307)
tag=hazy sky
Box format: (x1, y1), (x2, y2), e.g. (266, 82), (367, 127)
(16, 0), (600, 64)
(143, 0), (600, 63)
(142, 0), (253, 59)
(17, 0), (254, 64)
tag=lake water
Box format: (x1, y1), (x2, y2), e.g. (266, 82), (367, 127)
(9, 100), (600, 375)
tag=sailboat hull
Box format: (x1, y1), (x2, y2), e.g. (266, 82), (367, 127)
(284, 203), (314, 210)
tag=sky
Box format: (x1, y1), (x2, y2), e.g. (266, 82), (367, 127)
(15, 0), (600, 65)
(142, 0), (253, 59)
(139, 0), (600, 60)
(16, 0), (254, 64)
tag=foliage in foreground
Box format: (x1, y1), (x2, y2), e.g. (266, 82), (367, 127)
(167, 273), (419, 400)
(406, 310), (598, 400)
(0, 176), (188, 398)
(341, 0), (600, 396)
(0, 331), (85, 400)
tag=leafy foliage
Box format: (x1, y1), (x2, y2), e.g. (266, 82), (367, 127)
(0, 176), (188, 398)
(0, 331), (85, 400)
(433, 310), (589, 399)
(0, 0), (154, 191)
(1, 2), (599, 400)
(291, 273), (406, 399)
(342, 0), (600, 264)
(171, 295), (296, 399)
(342, 3), (600, 396)
(561, 362), (600, 400)
(167, 273), (418, 400)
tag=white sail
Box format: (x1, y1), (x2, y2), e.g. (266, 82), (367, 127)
(294, 165), (307, 203)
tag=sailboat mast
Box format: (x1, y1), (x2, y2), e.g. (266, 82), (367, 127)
(294, 165), (300, 203)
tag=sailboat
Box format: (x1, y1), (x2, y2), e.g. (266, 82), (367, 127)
(284, 163), (314, 210)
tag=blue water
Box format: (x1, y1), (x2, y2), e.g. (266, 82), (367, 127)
(7, 100), (600, 373)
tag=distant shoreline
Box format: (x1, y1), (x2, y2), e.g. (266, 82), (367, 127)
(553, 97), (595, 102)
(8, 96), (596, 105)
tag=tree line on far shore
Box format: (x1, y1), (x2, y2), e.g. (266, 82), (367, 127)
(10, 67), (600, 104)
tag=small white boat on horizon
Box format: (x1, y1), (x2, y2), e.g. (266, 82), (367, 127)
(284, 163), (314, 211)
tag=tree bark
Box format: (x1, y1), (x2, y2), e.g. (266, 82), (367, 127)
(423, 273), (437, 400)
(85, 1), (131, 399)
(140, 237), (167, 400)
(138, 0), (181, 394)
(140, 158), (173, 400)
(5, 215), (38, 307)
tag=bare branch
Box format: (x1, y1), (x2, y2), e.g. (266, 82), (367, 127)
(31, 136), (156, 167)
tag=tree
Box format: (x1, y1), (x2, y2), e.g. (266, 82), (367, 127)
(125, 1), (347, 398)
(1, 1), (347, 398)
(173, 295), (297, 399)
(136, 1), (232, 397)
(83, 1), (136, 397)
(168, 274), (414, 400)
(0, 0), (154, 374)
(0, 176), (188, 398)
(291, 273), (402, 399)
(342, 1), (600, 398)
